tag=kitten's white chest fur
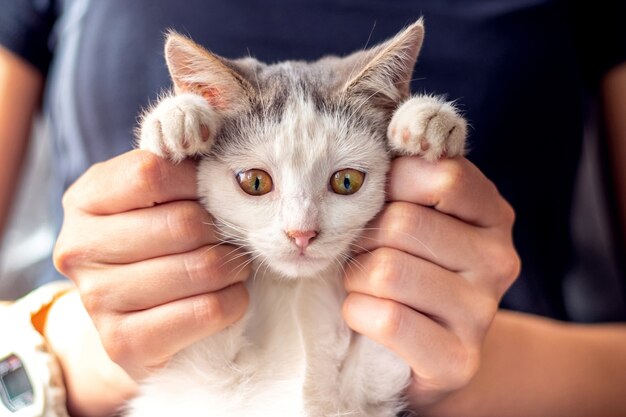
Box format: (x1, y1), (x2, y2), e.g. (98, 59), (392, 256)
(128, 266), (410, 417)
(131, 19), (467, 417)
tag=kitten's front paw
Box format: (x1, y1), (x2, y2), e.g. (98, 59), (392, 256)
(388, 95), (467, 161)
(138, 93), (220, 162)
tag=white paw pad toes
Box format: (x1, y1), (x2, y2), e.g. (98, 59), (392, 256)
(388, 96), (467, 162)
(139, 93), (219, 162)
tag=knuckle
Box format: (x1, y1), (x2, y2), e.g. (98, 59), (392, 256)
(501, 199), (516, 226)
(228, 284), (250, 321)
(52, 240), (82, 278)
(383, 202), (420, 238)
(434, 343), (480, 391)
(370, 248), (402, 295)
(99, 320), (134, 367)
(373, 300), (405, 340)
(451, 347), (480, 388)
(185, 248), (221, 286)
(167, 202), (207, 245)
(471, 296), (499, 334)
(130, 151), (164, 196)
(61, 163), (100, 210)
(493, 246), (522, 285)
(237, 284), (251, 311)
(504, 250), (522, 282)
(77, 279), (107, 314)
(221, 249), (252, 282)
(432, 160), (463, 199)
(480, 242), (521, 288)
(192, 294), (227, 326)
(60, 187), (75, 210)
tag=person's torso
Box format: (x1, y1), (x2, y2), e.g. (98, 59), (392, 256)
(45, 0), (607, 320)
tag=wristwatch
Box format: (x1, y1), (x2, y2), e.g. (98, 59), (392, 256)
(0, 282), (74, 417)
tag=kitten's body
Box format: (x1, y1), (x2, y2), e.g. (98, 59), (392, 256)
(130, 20), (466, 417)
(131, 268), (408, 416)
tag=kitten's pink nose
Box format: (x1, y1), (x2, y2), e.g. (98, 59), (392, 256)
(286, 230), (318, 251)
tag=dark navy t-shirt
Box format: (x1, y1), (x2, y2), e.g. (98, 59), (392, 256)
(1, 0), (625, 321)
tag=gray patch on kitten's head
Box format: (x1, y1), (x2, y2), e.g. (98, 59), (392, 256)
(166, 21), (424, 278)
(165, 20), (423, 135)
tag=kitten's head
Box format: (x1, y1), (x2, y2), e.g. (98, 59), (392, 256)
(165, 21), (424, 278)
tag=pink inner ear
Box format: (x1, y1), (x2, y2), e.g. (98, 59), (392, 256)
(200, 85), (229, 110)
(181, 82), (229, 110)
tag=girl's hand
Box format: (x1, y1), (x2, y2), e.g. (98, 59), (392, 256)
(343, 156), (520, 408)
(54, 150), (251, 380)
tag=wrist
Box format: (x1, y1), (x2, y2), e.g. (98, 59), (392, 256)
(44, 291), (137, 417)
(416, 311), (626, 417)
(0, 281), (75, 417)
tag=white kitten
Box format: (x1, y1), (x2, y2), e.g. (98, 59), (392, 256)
(131, 19), (466, 417)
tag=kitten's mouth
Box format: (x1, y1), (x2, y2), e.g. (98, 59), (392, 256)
(281, 252), (321, 264)
(272, 253), (331, 278)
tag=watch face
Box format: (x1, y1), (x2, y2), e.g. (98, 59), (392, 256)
(0, 354), (34, 412)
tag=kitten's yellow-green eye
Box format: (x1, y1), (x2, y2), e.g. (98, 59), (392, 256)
(237, 169), (273, 195)
(330, 169), (365, 195)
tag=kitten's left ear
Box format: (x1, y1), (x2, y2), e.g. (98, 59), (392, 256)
(165, 31), (253, 114)
(342, 19), (424, 110)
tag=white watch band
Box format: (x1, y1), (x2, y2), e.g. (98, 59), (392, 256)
(1, 282), (74, 417)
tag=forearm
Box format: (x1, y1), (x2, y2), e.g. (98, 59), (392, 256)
(44, 291), (138, 417)
(422, 310), (626, 417)
(602, 62), (626, 243)
(0, 46), (43, 235)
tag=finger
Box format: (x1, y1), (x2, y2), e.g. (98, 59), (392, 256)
(65, 200), (219, 264)
(387, 157), (514, 228)
(103, 283), (249, 380)
(356, 201), (488, 273)
(64, 150), (199, 215)
(79, 245), (252, 312)
(344, 248), (492, 336)
(343, 293), (472, 389)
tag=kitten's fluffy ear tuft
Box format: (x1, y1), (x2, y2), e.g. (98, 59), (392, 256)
(164, 31), (252, 113)
(343, 19), (425, 111)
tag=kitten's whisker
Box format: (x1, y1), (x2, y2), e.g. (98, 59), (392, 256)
(352, 227), (439, 260)
(262, 258), (273, 278)
(251, 257), (272, 283)
(202, 227), (240, 244)
(227, 260), (253, 282)
(216, 237), (249, 247)
(331, 409), (360, 417)
(227, 250), (257, 265)
(342, 254), (368, 276)
(203, 217), (249, 235)
(331, 255), (348, 277)
(205, 223), (250, 247)
(232, 253), (262, 278)
(198, 242), (231, 255)
(217, 218), (246, 232)
(347, 241), (374, 256)
(220, 249), (257, 269)
(219, 243), (252, 259)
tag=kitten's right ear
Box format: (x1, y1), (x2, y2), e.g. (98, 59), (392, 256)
(165, 32), (252, 114)
(341, 20), (424, 111)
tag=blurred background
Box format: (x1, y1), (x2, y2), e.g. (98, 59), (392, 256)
(0, 118), (55, 299)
